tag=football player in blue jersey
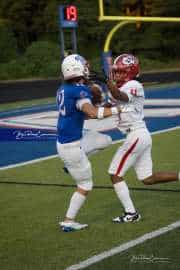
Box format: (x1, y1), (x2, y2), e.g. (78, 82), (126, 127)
(57, 54), (121, 232)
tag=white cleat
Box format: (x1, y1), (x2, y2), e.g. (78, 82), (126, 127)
(59, 221), (88, 232)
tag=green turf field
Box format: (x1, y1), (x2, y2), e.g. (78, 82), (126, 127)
(0, 129), (180, 270)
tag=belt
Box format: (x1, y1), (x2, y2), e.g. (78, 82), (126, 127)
(125, 126), (146, 133)
(118, 127), (132, 134)
(119, 126), (146, 134)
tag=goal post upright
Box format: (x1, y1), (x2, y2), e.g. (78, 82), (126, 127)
(98, 0), (180, 73)
(98, 0), (180, 23)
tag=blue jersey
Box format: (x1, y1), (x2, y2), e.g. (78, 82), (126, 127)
(56, 82), (92, 143)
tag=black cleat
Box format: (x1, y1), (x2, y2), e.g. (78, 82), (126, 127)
(113, 211), (141, 223)
(63, 166), (69, 174)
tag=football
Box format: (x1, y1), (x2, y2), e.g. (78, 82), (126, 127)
(89, 83), (103, 105)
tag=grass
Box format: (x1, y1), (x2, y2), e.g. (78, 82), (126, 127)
(86, 229), (180, 270)
(0, 129), (180, 270)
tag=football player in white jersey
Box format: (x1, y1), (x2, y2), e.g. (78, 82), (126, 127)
(57, 54), (121, 232)
(106, 53), (180, 223)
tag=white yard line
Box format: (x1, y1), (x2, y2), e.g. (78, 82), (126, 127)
(0, 126), (179, 171)
(65, 220), (180, 270)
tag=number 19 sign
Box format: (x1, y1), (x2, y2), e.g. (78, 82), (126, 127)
(59, 5), (78, 28)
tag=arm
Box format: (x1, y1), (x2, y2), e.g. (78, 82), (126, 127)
(106, 79), (129, 102)
(81, 102), (120, 119)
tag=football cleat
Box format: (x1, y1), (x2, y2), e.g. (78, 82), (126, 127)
(63, 166), (69, 174)
(59, 221), (88, 232)
(113, 211), (141, 223)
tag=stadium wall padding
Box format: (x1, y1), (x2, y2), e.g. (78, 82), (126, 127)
(0, 71), (180, 103)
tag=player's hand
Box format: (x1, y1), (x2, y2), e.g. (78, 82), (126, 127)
(108, 66), (114, 81)
(106, 79), (118, 91)
(89, 83), (103, 105)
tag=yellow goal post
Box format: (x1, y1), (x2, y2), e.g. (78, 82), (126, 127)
(99, 0), (180, 52)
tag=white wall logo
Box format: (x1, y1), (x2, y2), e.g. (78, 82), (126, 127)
(0, 98), (180, 132)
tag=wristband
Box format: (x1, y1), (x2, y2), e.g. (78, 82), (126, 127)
(97, 107), (104, 119)
(111, 107), (118, 115)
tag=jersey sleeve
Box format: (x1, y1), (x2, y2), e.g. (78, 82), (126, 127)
(76, 98), (92, 110)
(73, 84), (92, 100)
(73, 84), (92, 110)
(120, 80), (144, 102)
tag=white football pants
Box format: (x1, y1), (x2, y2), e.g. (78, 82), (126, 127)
(108, 128), (152, 180)
(57, 131), (112, 190)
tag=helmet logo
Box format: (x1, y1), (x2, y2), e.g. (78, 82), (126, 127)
(75, 55), (85, 64)
(122, 55), (135, 65)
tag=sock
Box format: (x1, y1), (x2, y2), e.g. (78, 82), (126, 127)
(113, 181), (136, 213)
(66, 191), (86, 220)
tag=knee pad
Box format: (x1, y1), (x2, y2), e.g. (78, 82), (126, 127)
(69, 161), (93, 191)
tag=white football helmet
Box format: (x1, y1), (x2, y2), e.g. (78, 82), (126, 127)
(61, 54), (89, 80)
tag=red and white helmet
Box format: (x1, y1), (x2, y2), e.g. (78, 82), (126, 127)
(112, 54), (140, 86)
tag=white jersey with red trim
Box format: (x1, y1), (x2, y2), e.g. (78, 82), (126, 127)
(110, 80), (146, 133)
(108, 80), (152, 181)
